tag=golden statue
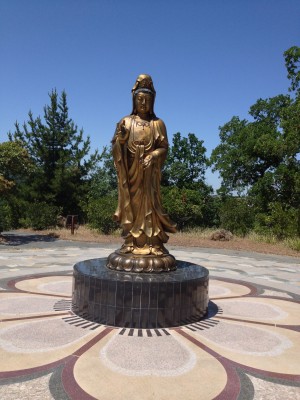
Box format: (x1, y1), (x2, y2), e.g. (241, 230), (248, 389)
(107, 74), (177, 272)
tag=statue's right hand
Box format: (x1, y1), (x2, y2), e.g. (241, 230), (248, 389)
(114, 119), (129, 144)
(118, 120), (129, 139)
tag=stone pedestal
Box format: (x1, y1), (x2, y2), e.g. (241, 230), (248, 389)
(72, 258), (209, 329)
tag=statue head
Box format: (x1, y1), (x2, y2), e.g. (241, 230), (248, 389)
(131, 74), (156, 117)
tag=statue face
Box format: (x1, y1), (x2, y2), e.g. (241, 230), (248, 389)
(135, 92), (152, 114)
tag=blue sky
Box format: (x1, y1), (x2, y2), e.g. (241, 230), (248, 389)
(1, 0), (299, 189)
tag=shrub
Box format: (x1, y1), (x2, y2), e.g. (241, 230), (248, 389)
(0, 199), (13, 232)
(162, 187), (205, 230)
(19, 202), (62, 230)
(219, 197), (254, 236)
(86, 194), (118, 234)
(254, 203), (298, 239)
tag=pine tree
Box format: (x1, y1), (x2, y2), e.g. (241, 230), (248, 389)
(9, 90), (99, 216)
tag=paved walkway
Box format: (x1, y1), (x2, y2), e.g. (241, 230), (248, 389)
(0, 232), (299, 399)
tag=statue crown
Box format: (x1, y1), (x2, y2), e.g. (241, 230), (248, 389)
(139, 78), (152, 89)
(132, 74), (156, 96)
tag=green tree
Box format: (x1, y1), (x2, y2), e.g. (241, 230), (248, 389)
(284, 46), (300, 94)
(162, 132), (208, 189)
(161, 132), (218, 228)
(83, 146), (118, 233)
(0, 199), (13, 234)
(0, 141), (32, 194)
(219, 196), (255, 236)
(87, 146), (117, 199)
(162, 187), (204, 229)
(210, 94), (294, 195)
(9, 90), (99, 217)
(254, 202), (299, 239)
(85, 194), (118, 234)
(210, 47), (300, 237)
(0, 141), (33, 234)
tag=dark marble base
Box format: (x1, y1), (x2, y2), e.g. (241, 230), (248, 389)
(72, 258), (209, 328)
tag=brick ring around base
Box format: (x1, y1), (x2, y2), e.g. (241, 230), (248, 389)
(72, 258), (209, 329)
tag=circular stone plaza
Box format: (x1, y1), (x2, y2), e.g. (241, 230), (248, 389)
(0, 232), (299, 400)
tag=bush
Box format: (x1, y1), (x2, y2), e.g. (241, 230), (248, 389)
(254, 203), (299, 239)
(19, 201), (62, 230)
(162, 187), (205, 230)
(0, 199), (13, 232)
(201, 195), (221, 227)
(86, 194), (118, 234)
(219, 196), (254, 236)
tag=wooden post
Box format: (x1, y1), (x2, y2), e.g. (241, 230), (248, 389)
(71, 215), (75, 235)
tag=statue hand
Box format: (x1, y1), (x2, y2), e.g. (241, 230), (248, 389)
(143, 153), (156, 169)
(117, 120), (129, 143)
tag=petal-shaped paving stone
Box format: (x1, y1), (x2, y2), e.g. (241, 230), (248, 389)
(197, 321), (292, 355)
(37, 280), (72, 296)
(216, 299), (288, 321)
(209, 280), (252, 298)
(74, 330), (228, 400)
(15, 276), (72, 297)
(192, 320), (300, 374)
(0, 318), (91, 352)
(0, 296), (58, 315)
(100, 333), (195, 376)
(216, 297), (300, 324)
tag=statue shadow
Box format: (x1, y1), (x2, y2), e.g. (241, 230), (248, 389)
(0, 232), (59, 247)
(205, 300), (219, 319)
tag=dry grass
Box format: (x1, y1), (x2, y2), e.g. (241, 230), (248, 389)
(17, 226), (300, 258)
(42, 226), (123, 245)
(167, 228), (299, 257)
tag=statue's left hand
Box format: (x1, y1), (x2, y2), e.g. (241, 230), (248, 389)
(143, 153), (155, 169)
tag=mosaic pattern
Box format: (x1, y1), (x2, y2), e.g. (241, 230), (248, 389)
(0, 242), (299, 399)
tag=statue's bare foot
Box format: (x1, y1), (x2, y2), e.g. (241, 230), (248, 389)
(132, 245), (151, 255)
(150, 246), (164, 256)
(119, 245), (133, 254)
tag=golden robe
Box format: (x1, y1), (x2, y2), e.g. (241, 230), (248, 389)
(112, 115), (176, 253)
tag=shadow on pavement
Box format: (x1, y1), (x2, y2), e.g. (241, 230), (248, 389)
(0, 232), (59, 246)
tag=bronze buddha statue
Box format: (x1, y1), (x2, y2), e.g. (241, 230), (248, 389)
(107, 74), (176, 272)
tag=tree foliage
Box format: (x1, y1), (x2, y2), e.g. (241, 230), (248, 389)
(87, 146), (117, 199)
(161, 186), (218, 230)
(0, 141), (32, 194)
(210, 46), (300, 238)
(19, 202), (62, 230)
(219, 196), (255, 236)
(83, 146), (118, 233)
(3, 47), (300, 242)
(85, 194), (118, 234)
(8, 90), (99, 216)
(210, 94), (297, 195)
(0, 141), (33, 233)
(284, 46), (300, 93)
(162, 132), (208, 189)
(0, 199), (13, 233)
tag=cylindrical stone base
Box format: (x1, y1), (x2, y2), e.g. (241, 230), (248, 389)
(72, 258), (209, 329)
